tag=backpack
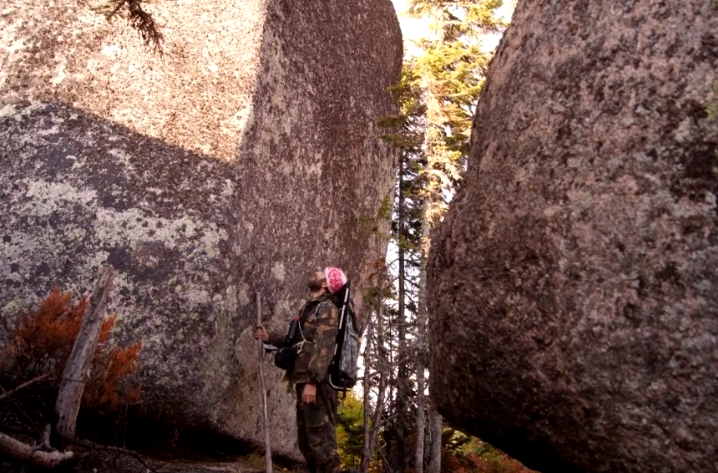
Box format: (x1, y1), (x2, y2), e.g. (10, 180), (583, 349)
(328, 281), (362, 391)
(271, 300), (320, 372)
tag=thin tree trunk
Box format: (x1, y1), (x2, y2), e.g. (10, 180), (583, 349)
(413, 272), (427, 473)
(361, 313), (374, 473)
(384, 264), (397, 473)
(414, 361), (426, 473)
(415, 165), (436, 473)
(54, 265), (115, 449)
(394, 154), (408, 473)
(418, 80), (451, 473)
(426, 399), (442, 473)
(362, 300), (388, 473)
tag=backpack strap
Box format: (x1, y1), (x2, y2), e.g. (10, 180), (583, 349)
(298, 299), (325, 325)
(292, 299), (330, 352)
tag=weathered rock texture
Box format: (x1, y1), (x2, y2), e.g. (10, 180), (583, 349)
(428, 1), (718, 472)
(0, 0), (401, 458)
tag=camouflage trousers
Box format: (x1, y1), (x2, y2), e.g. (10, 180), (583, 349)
(296, 380), (340, 473)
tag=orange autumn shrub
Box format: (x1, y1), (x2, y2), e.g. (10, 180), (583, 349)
(0, 287), (141, 431)
(442, 451), (536, 473)
(83, 314), (142, 413)
(1, 288), (85, 382)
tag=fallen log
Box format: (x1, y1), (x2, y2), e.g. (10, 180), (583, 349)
(0, 431), (73, 468)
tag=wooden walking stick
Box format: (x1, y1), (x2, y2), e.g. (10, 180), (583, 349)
(256, 293), (273, 473)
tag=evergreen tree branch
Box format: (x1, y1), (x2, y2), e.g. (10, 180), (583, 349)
(104, 0), (164, 53)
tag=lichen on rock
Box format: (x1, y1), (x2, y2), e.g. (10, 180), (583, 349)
(0, 0), (402, 458)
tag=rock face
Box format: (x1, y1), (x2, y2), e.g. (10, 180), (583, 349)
(0, 0), (401, 458)
(428, 1), (718, 472)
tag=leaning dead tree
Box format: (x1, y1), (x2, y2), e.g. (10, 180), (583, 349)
(0, 265), (116, 467)
(54, 265), (116, 448)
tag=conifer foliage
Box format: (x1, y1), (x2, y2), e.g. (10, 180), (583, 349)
(348, 1), (534, 473)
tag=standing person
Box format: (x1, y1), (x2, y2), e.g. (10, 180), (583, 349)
(254, 267), (348, 473)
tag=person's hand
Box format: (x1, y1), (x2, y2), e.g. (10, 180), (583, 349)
(302, 383), (317, 404)
(254, 325), (269, 342)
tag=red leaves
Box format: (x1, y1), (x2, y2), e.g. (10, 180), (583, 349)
(442, 452), (536, 473)
(84, 339), (142, 413)
(2, 288), (86, 381)
(1, 287), (141, 418)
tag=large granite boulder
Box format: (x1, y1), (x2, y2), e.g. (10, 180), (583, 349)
(0, 0), (401, 458)
(427, 1), (718, 472)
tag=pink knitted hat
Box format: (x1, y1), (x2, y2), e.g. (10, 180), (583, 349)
(324, 267), (347, 294)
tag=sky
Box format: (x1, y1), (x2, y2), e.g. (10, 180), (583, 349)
(390, 0), (515, 56)
(391, 0), (431, 43)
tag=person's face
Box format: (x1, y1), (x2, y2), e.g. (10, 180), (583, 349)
(307, 270), (326, 292)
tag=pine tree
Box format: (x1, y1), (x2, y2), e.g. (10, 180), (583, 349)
(381, 1), (510, 472)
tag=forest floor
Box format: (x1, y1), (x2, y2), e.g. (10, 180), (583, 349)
(1, 455), (304, 473)
(1, 439), (305, 473)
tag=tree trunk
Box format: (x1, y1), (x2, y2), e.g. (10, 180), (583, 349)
(361, 312), (374, 473)
(394, 153), (409, 473)
(415, 78), (447, 470)
(53, 265), (115, 449)
(367, 301), (389, 473)
(426, 400), (442, 473)
(413, 269), (428, 473)
(414, 367), (426, 473)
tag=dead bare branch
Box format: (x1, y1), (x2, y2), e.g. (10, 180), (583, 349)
(0, 372), (53, 402)
(75, 438), (162, 473)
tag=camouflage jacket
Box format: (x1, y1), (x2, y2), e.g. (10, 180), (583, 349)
(267, 293), (339, 385)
